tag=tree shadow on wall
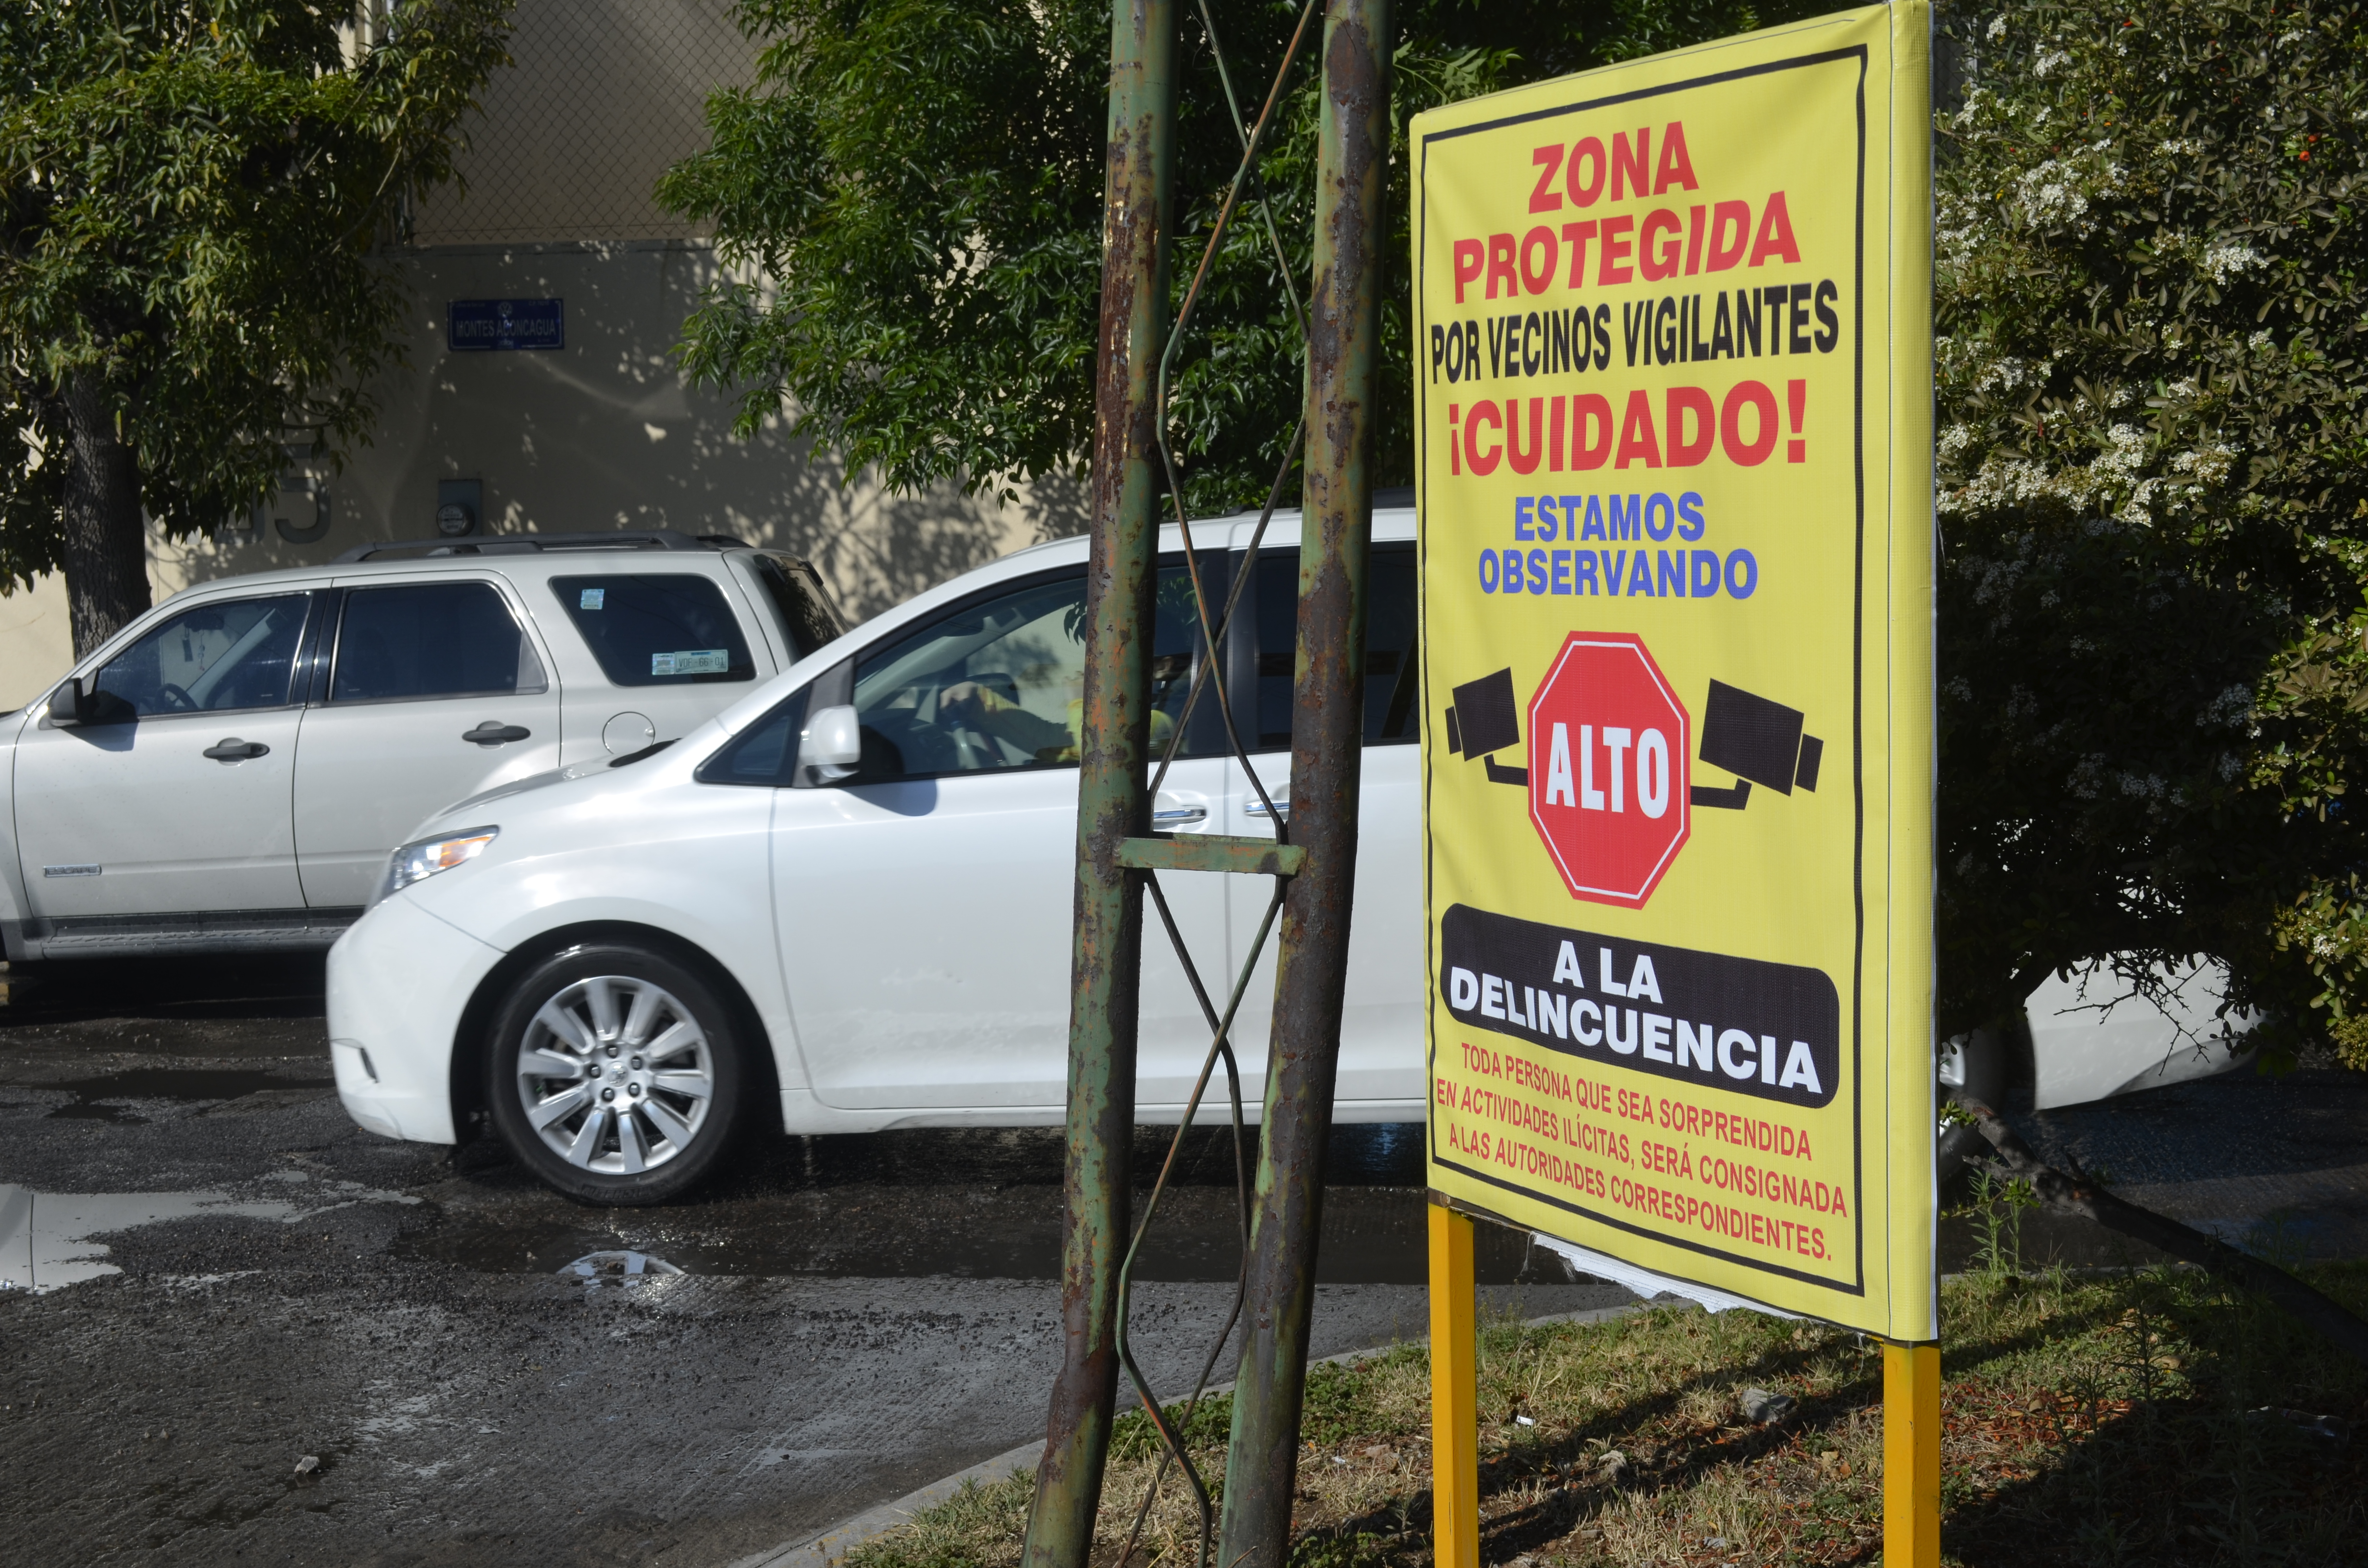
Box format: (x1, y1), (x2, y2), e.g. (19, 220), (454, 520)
(153, 243), (1093, 627)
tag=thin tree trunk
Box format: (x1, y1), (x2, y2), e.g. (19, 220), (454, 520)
(60, 369), (150, 657)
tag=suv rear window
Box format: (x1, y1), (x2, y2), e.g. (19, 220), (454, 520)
(552, 575), (757, 687)
(751, 553), (847, 659)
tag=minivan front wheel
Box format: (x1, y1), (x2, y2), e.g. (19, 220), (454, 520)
(485, 944), (744, 1204)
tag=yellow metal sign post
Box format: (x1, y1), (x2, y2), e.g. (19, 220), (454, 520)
(1426, 1204), (1479, 1568)
(1409, 3), (1935, 1560)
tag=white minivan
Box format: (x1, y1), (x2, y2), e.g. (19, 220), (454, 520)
(324, 510), (1424, 1201)
(323, 508), (2258, 1205)
(0, 530), (843, 964)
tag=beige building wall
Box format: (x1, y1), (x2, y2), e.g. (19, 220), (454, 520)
(0, 0), (1086, 712)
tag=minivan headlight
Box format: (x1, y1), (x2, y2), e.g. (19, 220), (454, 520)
(375, 826), (499, 906)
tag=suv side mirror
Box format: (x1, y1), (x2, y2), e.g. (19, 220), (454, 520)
(46, 677), (89, 727)
(797, 703), (863, 784)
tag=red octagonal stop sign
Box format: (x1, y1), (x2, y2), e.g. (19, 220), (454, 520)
(1527, 632), (1691, 907)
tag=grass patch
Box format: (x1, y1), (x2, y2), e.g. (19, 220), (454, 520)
(844, 1265), (2368, 1568)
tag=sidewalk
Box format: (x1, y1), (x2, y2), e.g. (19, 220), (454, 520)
(2008, 1064), (2368, 1263)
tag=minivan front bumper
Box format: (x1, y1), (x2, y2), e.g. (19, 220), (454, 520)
(326, 893), (505, 1144)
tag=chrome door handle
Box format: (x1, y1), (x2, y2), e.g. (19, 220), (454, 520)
(202, 738), (270, 761)
(462, 722), (532, 746)
(1152, 805), (1208, 827)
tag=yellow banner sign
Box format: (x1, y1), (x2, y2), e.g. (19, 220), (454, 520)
(1413, 1), (1935, 1337)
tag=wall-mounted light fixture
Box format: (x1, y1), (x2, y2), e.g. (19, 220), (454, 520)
(437, 478), (483, 538)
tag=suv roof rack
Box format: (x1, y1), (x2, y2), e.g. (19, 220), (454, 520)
(334, 529), (750, 563)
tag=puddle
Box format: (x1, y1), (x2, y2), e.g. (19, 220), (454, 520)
(560, 1250), (685, 1288)
(400, 1183), (1566, 1286)
(390, 1125), (1582, 1285)
(0, 1174), (421, 1292)
(393, 1124), (1579, 1285)
(29, 1067), (335, 1123)
(0, 1185), (297, 1292)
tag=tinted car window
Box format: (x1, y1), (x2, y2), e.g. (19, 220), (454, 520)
(751, 555), (846, 660)
(1252, 544), (1418, 749)
(330, 582), (546, 703)
(87, 594), (311, 719)
(553, 574), (757, 686)
(847, 564), (1206, 781)
(698, 689), (810, 787)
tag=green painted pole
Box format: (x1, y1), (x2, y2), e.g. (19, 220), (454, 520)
(1215, 0), (1389, 1562)
(1018, 0), (1174, 1562)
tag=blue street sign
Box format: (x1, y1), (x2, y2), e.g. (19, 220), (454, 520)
(447, 298), (565, 352)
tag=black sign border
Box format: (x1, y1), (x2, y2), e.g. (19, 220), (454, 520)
(1416, 39), (1872, 1299)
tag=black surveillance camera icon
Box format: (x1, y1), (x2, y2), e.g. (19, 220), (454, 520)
(1690, 680), (1822, 809)
(1444, 669), (1820, 810)
(1443, 668), (1528, 785)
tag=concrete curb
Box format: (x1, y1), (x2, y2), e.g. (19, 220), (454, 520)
(723, 1300), (1651, 1568)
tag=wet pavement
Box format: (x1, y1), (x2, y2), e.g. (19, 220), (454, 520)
(0, 959), (1622, 1568)
(3, 957), (2363, 1566)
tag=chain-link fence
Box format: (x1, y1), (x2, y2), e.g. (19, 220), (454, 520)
(407, 0), (757, 245)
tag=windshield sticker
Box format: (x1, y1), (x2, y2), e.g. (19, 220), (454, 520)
(652, 649), (728, 675)
(579, 588), (606, 610)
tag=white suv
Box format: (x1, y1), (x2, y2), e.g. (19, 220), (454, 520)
(324, 510), (1427, 1201)
(0, 530), (843, 964)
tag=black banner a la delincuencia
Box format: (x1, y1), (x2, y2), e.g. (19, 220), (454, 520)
(1438, 903), (1840, 1109)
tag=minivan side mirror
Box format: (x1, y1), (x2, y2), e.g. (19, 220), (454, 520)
(797, 703), (863, 784)
(46, 677), (89, 727)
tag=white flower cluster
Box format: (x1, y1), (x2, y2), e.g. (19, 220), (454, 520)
(2013, 159), (2091, 228)
(1940, 454), (2100, 518)
(1937, 421), (2236, 528)
(2080, 425), (2187, 526)
(2090, 423), (2151, 488)
(2199, 684), (2254, 728)
(2169, 441), (2236, 488)
(1980, 138), (2123, 238)
(2067, 752), (2109, 799)
(1974, 355), (2052, 394)
(2200, 240), (2265, 284)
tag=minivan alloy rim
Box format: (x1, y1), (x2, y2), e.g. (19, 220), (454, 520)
(516, 975), (715, 1174)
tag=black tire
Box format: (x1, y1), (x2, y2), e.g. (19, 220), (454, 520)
(484, 942), (746, 1205)
(1936, 1024), (2011, 1182)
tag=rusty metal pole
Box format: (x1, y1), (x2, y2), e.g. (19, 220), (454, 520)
(1214, 0), (1388, 1562)
(1019, 0), (1174, 1563)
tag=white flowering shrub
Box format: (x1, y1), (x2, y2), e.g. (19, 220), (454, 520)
(1933, 0), (2368, 1062)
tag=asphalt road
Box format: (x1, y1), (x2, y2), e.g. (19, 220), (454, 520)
(0, 959), (1629, 1568)
(7, 960), (2364, 1567)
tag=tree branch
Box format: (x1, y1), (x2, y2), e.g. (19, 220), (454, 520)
(1966, 1102), (2368, 1366)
